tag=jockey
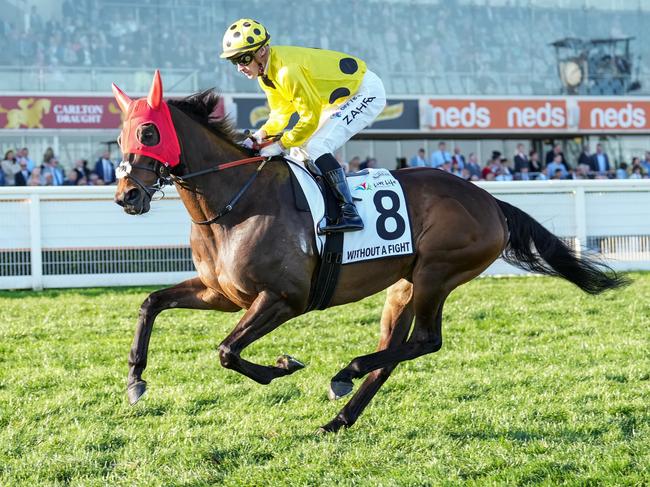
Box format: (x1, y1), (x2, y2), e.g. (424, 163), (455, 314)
(220, 18), (387, 233)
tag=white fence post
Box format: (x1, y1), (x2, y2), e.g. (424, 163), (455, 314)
(29, 193), (43, 291)
(574, 186), (587, 254)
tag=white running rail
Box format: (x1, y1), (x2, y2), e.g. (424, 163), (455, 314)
(1, 180), (649, 290)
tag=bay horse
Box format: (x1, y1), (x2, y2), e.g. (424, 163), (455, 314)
(112, 72), (628, 432)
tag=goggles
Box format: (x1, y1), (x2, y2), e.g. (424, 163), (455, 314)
(230, 51), (256, 66)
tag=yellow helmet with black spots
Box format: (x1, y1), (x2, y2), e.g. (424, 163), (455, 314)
(220, 19), (270, 59)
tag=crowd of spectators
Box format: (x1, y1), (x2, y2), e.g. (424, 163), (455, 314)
(401, 142), (650, 181)
(0, 0), (212, 77)
(4, 142), (650, 188)
(1, 0), (649, 95)
(0, 146), (116, 187)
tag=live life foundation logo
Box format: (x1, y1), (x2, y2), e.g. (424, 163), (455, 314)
(422, 98), (650, 132)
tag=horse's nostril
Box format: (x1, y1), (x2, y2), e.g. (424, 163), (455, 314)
(124, 188), (140, 204)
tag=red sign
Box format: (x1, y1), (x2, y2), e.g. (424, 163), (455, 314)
(0, 95), (226, 130)
(421, 97), (650, 133)
(423, 99), (568, 131)
(578, 101), (650, 130)
(0, 96), (123, 129)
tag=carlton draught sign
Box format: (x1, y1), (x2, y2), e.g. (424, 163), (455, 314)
(0, 95), (225, 130)
(0, 96), (124, 129)
(420, 97), (650, 133)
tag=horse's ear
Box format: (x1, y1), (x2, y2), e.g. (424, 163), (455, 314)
(147, 70), (163, 110)
(111, 83), (133, 113)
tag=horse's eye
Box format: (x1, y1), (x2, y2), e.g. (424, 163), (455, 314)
(137, 123), (160, 146)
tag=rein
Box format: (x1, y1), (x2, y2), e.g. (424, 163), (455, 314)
(174, 155), (267, 183)
(116, 154), (269, 224)
(187, 157), (268, 225)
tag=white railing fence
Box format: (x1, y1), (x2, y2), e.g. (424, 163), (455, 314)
(482, 180), (650, 275)
(1, 180), (649, 290)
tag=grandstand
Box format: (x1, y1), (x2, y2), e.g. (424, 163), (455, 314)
(2, 0), (650, 176)
(2, 0), (650, 95)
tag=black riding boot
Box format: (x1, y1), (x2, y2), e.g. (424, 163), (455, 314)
(319, 167), (364, 234)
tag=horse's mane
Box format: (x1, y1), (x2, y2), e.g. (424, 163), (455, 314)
(167, 90), (244, 148)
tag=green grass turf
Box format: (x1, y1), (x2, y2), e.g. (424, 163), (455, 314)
(0, 273), (649, 486)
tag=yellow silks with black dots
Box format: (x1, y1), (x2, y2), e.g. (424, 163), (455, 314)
(258, 46), (367, 149)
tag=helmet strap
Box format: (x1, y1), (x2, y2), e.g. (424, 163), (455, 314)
(256, 45), (269, 76)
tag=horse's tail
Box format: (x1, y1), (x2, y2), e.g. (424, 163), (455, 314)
(496, 199), (629, 294)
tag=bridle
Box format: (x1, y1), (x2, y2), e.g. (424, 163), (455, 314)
(116, 150), (270, 224)
(116, 154), (172, 202)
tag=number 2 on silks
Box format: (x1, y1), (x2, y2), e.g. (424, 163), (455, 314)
(373, 190), (406, 240)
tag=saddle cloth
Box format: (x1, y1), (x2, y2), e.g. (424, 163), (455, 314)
(285, 157), (414, 264)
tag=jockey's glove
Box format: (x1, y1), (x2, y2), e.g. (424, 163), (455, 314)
(252, 129), (267, 144)
(259, 141), (285, 158)
(239, 138), (254, 150)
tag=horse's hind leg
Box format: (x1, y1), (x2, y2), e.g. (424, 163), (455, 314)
(217, 290), (306, 384)
(128, 277), (240, 405)
(328, 274), (447, 395)
(320, 279), (414, 433)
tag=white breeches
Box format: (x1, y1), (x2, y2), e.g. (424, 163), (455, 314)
(303, 70), (386, 161)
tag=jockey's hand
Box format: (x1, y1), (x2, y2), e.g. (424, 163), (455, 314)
(259, 141), (284, 158)
(239, 137), (254, 150)
(252, 129), (267, 144)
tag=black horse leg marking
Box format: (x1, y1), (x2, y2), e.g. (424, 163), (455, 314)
(128, 277), (240, 405)
(329, 286), (446, 392)
(321, 280), (414, 433)
(217, 291), (304, 385)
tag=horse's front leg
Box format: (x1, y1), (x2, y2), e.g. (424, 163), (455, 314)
(128, 277), (240, 405)
(217, 290), (305, 384)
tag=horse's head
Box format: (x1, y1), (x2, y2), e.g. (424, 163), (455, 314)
(36, 99), (51, 114)
(112, 70), (180, 215)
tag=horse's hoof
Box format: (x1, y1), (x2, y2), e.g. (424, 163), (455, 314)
(328, 380), (353, 401)
(318, 417), (347, 434)
(276, 354), (305, 373)
(127, 380), (147, 405)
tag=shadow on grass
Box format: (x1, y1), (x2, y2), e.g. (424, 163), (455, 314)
(446, 426), (607, 444)
(608, 405), (639, 440)
(458, 459), (582, 482)
(185, 396), (223, 415)
(513, 462), (582, 485)
(260, 385), (302, 406)
(85, 434), (128, 453)
(128, 403), (169, 417)
(205, 446), (275, 477)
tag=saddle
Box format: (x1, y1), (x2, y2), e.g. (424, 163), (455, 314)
(282, 152), (345, 312)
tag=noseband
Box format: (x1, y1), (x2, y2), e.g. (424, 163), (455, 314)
(116, 157), (172, 202)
